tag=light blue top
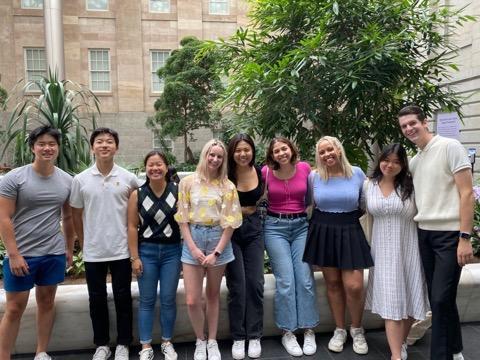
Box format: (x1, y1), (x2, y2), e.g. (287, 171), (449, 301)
(311, 166), (366, 213)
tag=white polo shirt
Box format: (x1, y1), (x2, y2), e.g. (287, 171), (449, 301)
(70, 163), (139, 262)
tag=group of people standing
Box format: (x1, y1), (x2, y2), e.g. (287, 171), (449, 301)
(0, 104), (475, 360)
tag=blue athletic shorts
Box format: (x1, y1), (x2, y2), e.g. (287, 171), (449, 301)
(3, 254), (66, 292)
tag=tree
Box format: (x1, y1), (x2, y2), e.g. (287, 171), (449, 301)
(0, 84), (7, 110)
(207, 0), (475, 165)
(147, 36), (223, 164)
(1, 71), (100, 174)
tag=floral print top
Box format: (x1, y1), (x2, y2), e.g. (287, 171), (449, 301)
(174, 173), (242, 229)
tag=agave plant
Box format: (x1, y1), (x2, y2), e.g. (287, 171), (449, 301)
(1, 70), (100, 174)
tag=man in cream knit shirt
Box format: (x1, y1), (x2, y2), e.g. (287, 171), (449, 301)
(398, 105), (474, 360)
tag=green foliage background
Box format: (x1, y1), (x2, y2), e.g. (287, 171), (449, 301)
(148, 36), (224, 164)
(206, 0), (475, 167)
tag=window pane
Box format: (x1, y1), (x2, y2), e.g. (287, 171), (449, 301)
(151, 50), (169, 93)
(89, 50), (110, 91)
(87, 0), (108, 11)
(22, 0), (43, 9)
(209, 0), (228, 15)
(150, 0), (170, 13)
(25, 48), (47, 91)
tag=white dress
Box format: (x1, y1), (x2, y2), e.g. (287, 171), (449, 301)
(364, 180), (429, 320)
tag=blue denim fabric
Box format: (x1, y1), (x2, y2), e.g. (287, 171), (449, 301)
(181, 224), (235, 266)
(137, 242), (182, 343)
(264, 215), (319, 331)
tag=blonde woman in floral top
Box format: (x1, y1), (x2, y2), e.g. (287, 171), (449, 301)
(175, 139), (242, 360)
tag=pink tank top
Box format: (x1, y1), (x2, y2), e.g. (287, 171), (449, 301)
(261, 161), (311, 213)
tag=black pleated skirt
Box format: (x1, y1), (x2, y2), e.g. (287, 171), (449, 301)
(303, 209), (374, 270)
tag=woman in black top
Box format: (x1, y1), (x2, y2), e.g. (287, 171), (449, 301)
(127, 151), (181, 360)
(226, 134), (265, 360)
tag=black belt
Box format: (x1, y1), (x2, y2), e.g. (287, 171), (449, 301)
(267, 211), (307, 219)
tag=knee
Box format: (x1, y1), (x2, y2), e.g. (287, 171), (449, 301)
(36, 292), (56, 311)
(325, 279), (343, 293)
(430, 295), (451, 312)
(205, 288), (221, 303)
(4, 301), (27, 320)
(185, 295), (202, 310)
(345, 283), (363, 299)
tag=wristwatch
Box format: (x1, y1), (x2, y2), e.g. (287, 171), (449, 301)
(214, 250), (222, 257)
(459, 232), (472, 240)
(130, 256), (139, 262)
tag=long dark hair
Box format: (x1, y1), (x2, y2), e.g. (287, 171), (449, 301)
(265, 137), (298, 170)
(227, 133), (256, 185)
(144, 150), (172, 183)
(372, 143), (413, 201)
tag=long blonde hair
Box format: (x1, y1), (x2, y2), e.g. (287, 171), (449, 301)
(196, 139), (228, 181)
(315, 136), (353, 180)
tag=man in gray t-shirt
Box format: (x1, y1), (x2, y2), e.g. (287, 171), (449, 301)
(0, 126), (74, 360)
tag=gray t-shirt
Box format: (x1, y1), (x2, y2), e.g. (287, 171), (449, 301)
(0, 164), (72, 257)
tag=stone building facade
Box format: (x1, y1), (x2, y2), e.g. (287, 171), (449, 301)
(0, 0), (248, 166)
(0, 0), (478, 174)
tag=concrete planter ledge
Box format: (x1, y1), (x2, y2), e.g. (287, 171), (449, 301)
(2, 264), (480, 354)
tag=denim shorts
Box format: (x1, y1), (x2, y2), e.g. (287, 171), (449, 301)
(181, 224), (235, 266)
(3, 254), (66, 292)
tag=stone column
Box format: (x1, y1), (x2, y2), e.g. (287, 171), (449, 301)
(44, 0), (65, 80)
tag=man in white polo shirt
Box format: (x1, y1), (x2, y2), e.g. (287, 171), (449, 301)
(398, 105), (474, 360)
(70, 128), (138, 360)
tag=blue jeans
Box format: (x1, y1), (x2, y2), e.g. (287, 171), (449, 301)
(137, 242), (182, 343)
(264, 216), (319, 331)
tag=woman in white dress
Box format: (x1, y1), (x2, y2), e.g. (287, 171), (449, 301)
(364, 143), (429, 360)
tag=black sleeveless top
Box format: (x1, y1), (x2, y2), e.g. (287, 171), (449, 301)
(236, 165), (263, 207)
(137, 182), (181, 244)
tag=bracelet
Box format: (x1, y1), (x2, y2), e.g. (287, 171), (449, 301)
(130, 256), (139, 262)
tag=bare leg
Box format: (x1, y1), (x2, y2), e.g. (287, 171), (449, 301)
(385, 320), (403, 359)
(35, 285), (58, 355)
(402, 317), (415, 341)
(342, 270), (365, 328)
(0, 291), (30, 360)
(322, 267), (346, 328)
(205, 265), (227, 340)
(183, 264), (206, 339)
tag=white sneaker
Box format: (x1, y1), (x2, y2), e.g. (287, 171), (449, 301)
(161, 342), (178, 360)
(328, 328), (347, 352)
(350, 327), (368, 355)
(194, 339), (207, 360)
(207, 339), (221, 360)
(248, 339), (262, 359)
(139, 348), (154, 360)
(114, 345), (129, 360)
(92, 346), (112, 360)
(34, 353), (52, 360)
(231, 340), (245, 360)
(401, 342), (408, 360)
(281, 331), (303, 357)
(453, 353), (465, 360)
(303, 329), (317, 355)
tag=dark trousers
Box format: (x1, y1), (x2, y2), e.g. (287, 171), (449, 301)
(85, 258), (133, 346)
(226, 212), (265, 340)
(418, 229), (463, 360)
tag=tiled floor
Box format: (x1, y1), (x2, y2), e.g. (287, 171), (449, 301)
(13, 322), (480, 359)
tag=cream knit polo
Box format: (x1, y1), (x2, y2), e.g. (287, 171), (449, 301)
(410, 135), (470, 231)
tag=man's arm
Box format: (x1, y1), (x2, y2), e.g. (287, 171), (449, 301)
(62, 202), (75, 267)
(0, 196), (29, 276)
(454, 168), (474, 266)
(71, 207), (85, 250)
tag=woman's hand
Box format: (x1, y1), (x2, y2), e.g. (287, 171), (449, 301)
(132, 259), (143, 277)
(191, 247), (206, 264)
(202, 253), (217, 267)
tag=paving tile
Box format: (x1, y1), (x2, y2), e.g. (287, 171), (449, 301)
(11, 323), (480, 359)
